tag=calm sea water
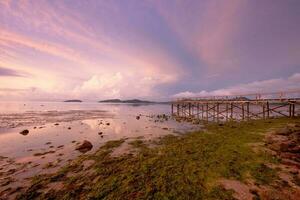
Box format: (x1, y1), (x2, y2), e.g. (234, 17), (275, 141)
(0, 101), (171, 114)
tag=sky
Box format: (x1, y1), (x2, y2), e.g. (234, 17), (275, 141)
(0, 0), (300, 101)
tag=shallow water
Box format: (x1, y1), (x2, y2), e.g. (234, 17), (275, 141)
(0, 101), (200, 194)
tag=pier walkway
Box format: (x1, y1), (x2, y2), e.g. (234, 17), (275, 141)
(171, 91), (300, 121)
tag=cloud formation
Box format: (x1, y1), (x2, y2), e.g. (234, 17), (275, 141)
(0, 66), (25, 77)
(173, 73), (300, 98)
(0, 0), (299, 101)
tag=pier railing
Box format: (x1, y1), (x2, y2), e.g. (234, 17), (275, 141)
(171, 90), (300, 121)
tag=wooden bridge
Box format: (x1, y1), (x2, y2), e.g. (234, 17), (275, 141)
(171, 91), (300, 122)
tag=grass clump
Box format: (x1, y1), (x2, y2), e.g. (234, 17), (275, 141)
(129, 139), (147, 149)
(17, 117), (300, 200)
(250, 163), (279, 185)
(101, 139), (125, 150)
(205, 186), (236, 200)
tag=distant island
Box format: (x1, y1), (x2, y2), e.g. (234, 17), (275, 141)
(98, 99), (155, 104)
(64, 100), (82, 102)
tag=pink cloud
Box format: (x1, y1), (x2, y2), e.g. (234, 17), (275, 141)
(153, 0), (245, 73)
(173, 73), (300, 99)
(0, 29), (89, 66)
(195, 1), (244, 71)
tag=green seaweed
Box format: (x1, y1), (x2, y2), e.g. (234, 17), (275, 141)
(17, 117), (300, 200)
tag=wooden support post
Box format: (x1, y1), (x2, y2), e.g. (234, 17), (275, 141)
(242, 103), (245, 120)
(289, 103), (292, 117)
(230, 103), (233, 119)
(216, 103), (219, 122)
(188, 103), (191, 117)
(247, 102), (250, 120)
(263, 103), (266, 119)
(213, 103), (215, 121)
(197, 103), (200, 119)
(171, 103), (173, 115)
(177, 104), (179, 116)
(266, 101), (270, 118)
(181, 104), (183, 117)
(206, 103), (209, 121)
(201, 104), (204, 120)
(292, 103), (295, 117)
(226, 103), (228, 121)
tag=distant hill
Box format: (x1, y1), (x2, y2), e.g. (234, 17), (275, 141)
(232, 97), (251, 101)
(98, 99), (155, 104)
(98, 99), (122, 103)
(64, 100), (82, 102)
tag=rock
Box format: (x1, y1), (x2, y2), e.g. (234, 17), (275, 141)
(280, 152), (298, 160)
(9, 186), (23, 194)
(19, 129), (29, 135)
(33, 151), (55, 156)
(98, 132), (103, 135)
(289, 145), (300, 153)
(106, 123), (110, 126)
(75, 140), (93, 153)
(54, 123), (59, 126)
(6, 168), (17, 175)
(136, 116), (140, 120)
(0, 156), (8, 161)
(68, 127), (71, 130)
(281, 159), (300, 169)
(45, 142), (52, 145)
(270, 144), (282, 152)
(280, 142), (296, 152)
(276, 127), (293, 136)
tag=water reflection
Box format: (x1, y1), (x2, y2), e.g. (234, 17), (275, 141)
(0, 102), (200, 191)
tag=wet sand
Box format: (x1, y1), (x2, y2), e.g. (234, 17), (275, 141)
(0, 103), (200, 198)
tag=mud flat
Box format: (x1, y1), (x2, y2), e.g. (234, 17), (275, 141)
(1, 117), (299, 199)
(0, 110), (113, 129)
(0, 106), (198, 199)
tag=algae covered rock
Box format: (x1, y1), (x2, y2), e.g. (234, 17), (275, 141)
(75, 140), (93, 153)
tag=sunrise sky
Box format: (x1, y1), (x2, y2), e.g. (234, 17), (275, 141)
(0, 0), (300, 101)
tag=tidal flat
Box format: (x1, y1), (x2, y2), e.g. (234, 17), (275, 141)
(3, 116), (300, 199)
(0, 102), (198, 199)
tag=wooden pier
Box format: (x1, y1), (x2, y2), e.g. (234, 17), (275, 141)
(171, 92), (300, 122)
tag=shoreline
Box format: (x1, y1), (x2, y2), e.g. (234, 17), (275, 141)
(2, 117), (299, 199)
(0, 110), (113, 129)
(0, 108), (199, 199)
